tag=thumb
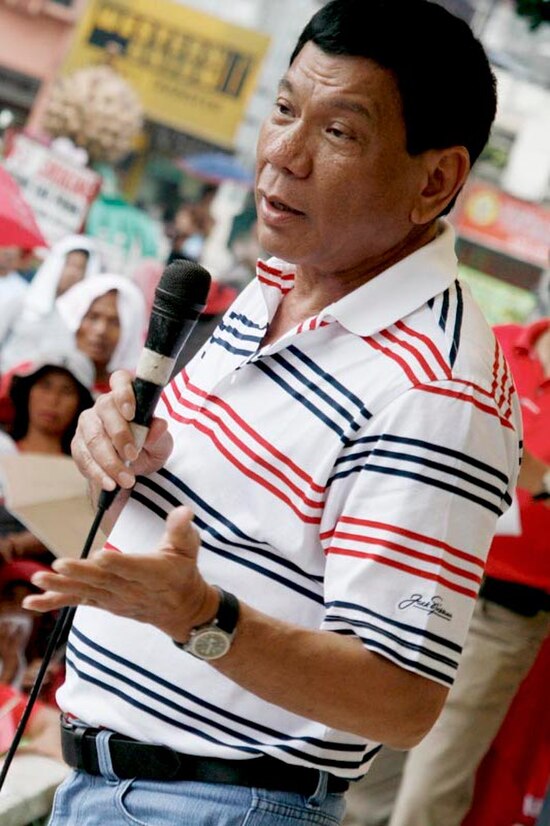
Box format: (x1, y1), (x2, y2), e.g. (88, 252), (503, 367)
(161, 506), (200, 560)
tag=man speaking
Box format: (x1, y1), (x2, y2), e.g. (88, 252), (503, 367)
(25, 1), (521, 823)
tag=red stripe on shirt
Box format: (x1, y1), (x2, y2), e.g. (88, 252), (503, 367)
(168, 382), (325, 510)
(161, 394), (322, 524)
(103, 541), (122, 553)
(328, 529), (482, 584)
(362, 336), (421, 385)
(381, 329), (438, 382)
(257, 259), (295, 280)
(327, 546), (478, 599)
(321, 516), (484, 569)
(416, 384), (515, 430)
(395, 320), (452, 379)
(177, 373), (326, 493)
(258, 273), (294, 294)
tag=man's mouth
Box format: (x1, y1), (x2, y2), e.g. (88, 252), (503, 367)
(266, 196), (304, 216)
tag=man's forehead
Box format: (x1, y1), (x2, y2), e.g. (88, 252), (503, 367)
(278, 50), (398, 122)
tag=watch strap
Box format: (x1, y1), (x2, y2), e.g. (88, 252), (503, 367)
(210, 587), (240, 634)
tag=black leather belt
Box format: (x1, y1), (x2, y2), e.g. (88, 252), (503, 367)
(60, 716), (349, 795)
(480, 576), (550, 617)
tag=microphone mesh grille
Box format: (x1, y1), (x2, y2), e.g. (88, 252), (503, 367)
(157, 260), (212, 309)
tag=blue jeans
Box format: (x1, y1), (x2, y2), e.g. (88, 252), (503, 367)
(48, 731), (346, 825)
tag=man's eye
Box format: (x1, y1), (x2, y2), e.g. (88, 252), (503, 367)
(327, 126), (353, 140)
(275, 101), (292, 116)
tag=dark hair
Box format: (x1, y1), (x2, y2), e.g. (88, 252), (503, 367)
(10, 366), (93, 453)
(291, 0), (496, 213)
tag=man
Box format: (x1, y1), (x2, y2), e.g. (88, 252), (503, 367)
(381, 320), (550, 826)
(24, 2), (521, 824)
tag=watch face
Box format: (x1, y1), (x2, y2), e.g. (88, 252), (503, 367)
(191, 629), (231, 660)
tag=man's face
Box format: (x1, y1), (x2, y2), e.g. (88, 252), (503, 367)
(255, 42), (427, 278)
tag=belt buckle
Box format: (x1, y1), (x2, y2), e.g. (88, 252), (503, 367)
(61, 714), (93, 772)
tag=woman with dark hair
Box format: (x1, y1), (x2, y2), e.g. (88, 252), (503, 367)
(0, 351), (94, 564)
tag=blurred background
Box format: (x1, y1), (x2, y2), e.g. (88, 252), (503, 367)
(0, 0), (547, 320)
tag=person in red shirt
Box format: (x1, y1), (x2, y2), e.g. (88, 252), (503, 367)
(381, 319), (550, 826)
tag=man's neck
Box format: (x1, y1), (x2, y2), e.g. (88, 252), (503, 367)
(262, 223), (437, 347)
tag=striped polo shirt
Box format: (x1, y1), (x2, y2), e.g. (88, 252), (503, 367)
(58, 221), (522, 780)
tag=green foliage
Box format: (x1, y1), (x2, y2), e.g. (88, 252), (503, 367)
(514, 0), (550, 30)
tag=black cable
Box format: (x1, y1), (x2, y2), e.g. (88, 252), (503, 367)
(0, 498), (109, 792)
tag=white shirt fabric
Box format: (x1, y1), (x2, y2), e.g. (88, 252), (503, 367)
(58, 221), (522, 779)
(0, 272), (28, 347)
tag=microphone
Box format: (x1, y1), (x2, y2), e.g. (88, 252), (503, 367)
(98, 259), (211, 512)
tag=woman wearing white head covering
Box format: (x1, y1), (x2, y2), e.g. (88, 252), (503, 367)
(1, 235), (102, 371)
(56, 275), (146, 394)
(22, 235), (102, 323)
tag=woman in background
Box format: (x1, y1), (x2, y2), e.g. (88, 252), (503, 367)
(0, 350), (95, 565)
(1, 235), (102, 370)
(56, 275), (145, 395)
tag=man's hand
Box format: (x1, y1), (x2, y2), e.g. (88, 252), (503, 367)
(71, 370), (173, 494)
(22, 507), (219, 643)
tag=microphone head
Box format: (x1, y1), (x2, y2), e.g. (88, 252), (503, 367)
(153, 259), (212, 321)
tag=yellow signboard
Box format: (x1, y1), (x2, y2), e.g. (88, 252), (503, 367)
(62, 0), (270, 148)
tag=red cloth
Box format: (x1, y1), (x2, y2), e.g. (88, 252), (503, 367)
(462, 636), (550, 826)
(485, 322), (550, 591)
(0, 683), (42, 753)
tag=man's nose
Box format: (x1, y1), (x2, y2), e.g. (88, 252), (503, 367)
(263, 122), (312, 178)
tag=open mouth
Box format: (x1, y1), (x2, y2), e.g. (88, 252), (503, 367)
(266, 197), (304, 216)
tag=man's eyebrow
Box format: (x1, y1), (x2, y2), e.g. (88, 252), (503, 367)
(278, 77), (293, 93)
(277, 77), (374, 121)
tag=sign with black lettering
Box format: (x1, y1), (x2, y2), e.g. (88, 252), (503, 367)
(4, 133), (101, 244)
(62, 0), (270, 148)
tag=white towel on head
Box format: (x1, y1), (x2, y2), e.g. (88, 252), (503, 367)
(22, 235), (102, 322)
(56, 274), (146, 373)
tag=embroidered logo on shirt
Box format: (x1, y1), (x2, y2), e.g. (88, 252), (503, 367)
(398, 594), (453, 621)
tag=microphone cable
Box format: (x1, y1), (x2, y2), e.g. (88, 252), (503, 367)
(0, 496), (109, 792)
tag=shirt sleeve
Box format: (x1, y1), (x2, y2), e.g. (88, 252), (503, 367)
(320, 379), (521, 686)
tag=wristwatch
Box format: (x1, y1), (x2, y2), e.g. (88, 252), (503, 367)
(173, 588), (240, 660)
(532, 469), (550, 502)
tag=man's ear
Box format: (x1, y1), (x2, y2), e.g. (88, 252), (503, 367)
(410, 147), (470, 225)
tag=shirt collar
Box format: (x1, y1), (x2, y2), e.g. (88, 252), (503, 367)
(324, 220), (457, 337)
(514, 318), (550, 355)
(256, 220), (458, 338)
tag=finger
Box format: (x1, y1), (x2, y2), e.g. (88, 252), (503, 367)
(22, 591), (84, 613)
(95, 393), (140, 465)
(76, 406), (136, 489)
(163, 506), (200, 560)
(133, 419), (173, 477)
(71, 435), (118, 492)
(109, 370), (137, 421)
